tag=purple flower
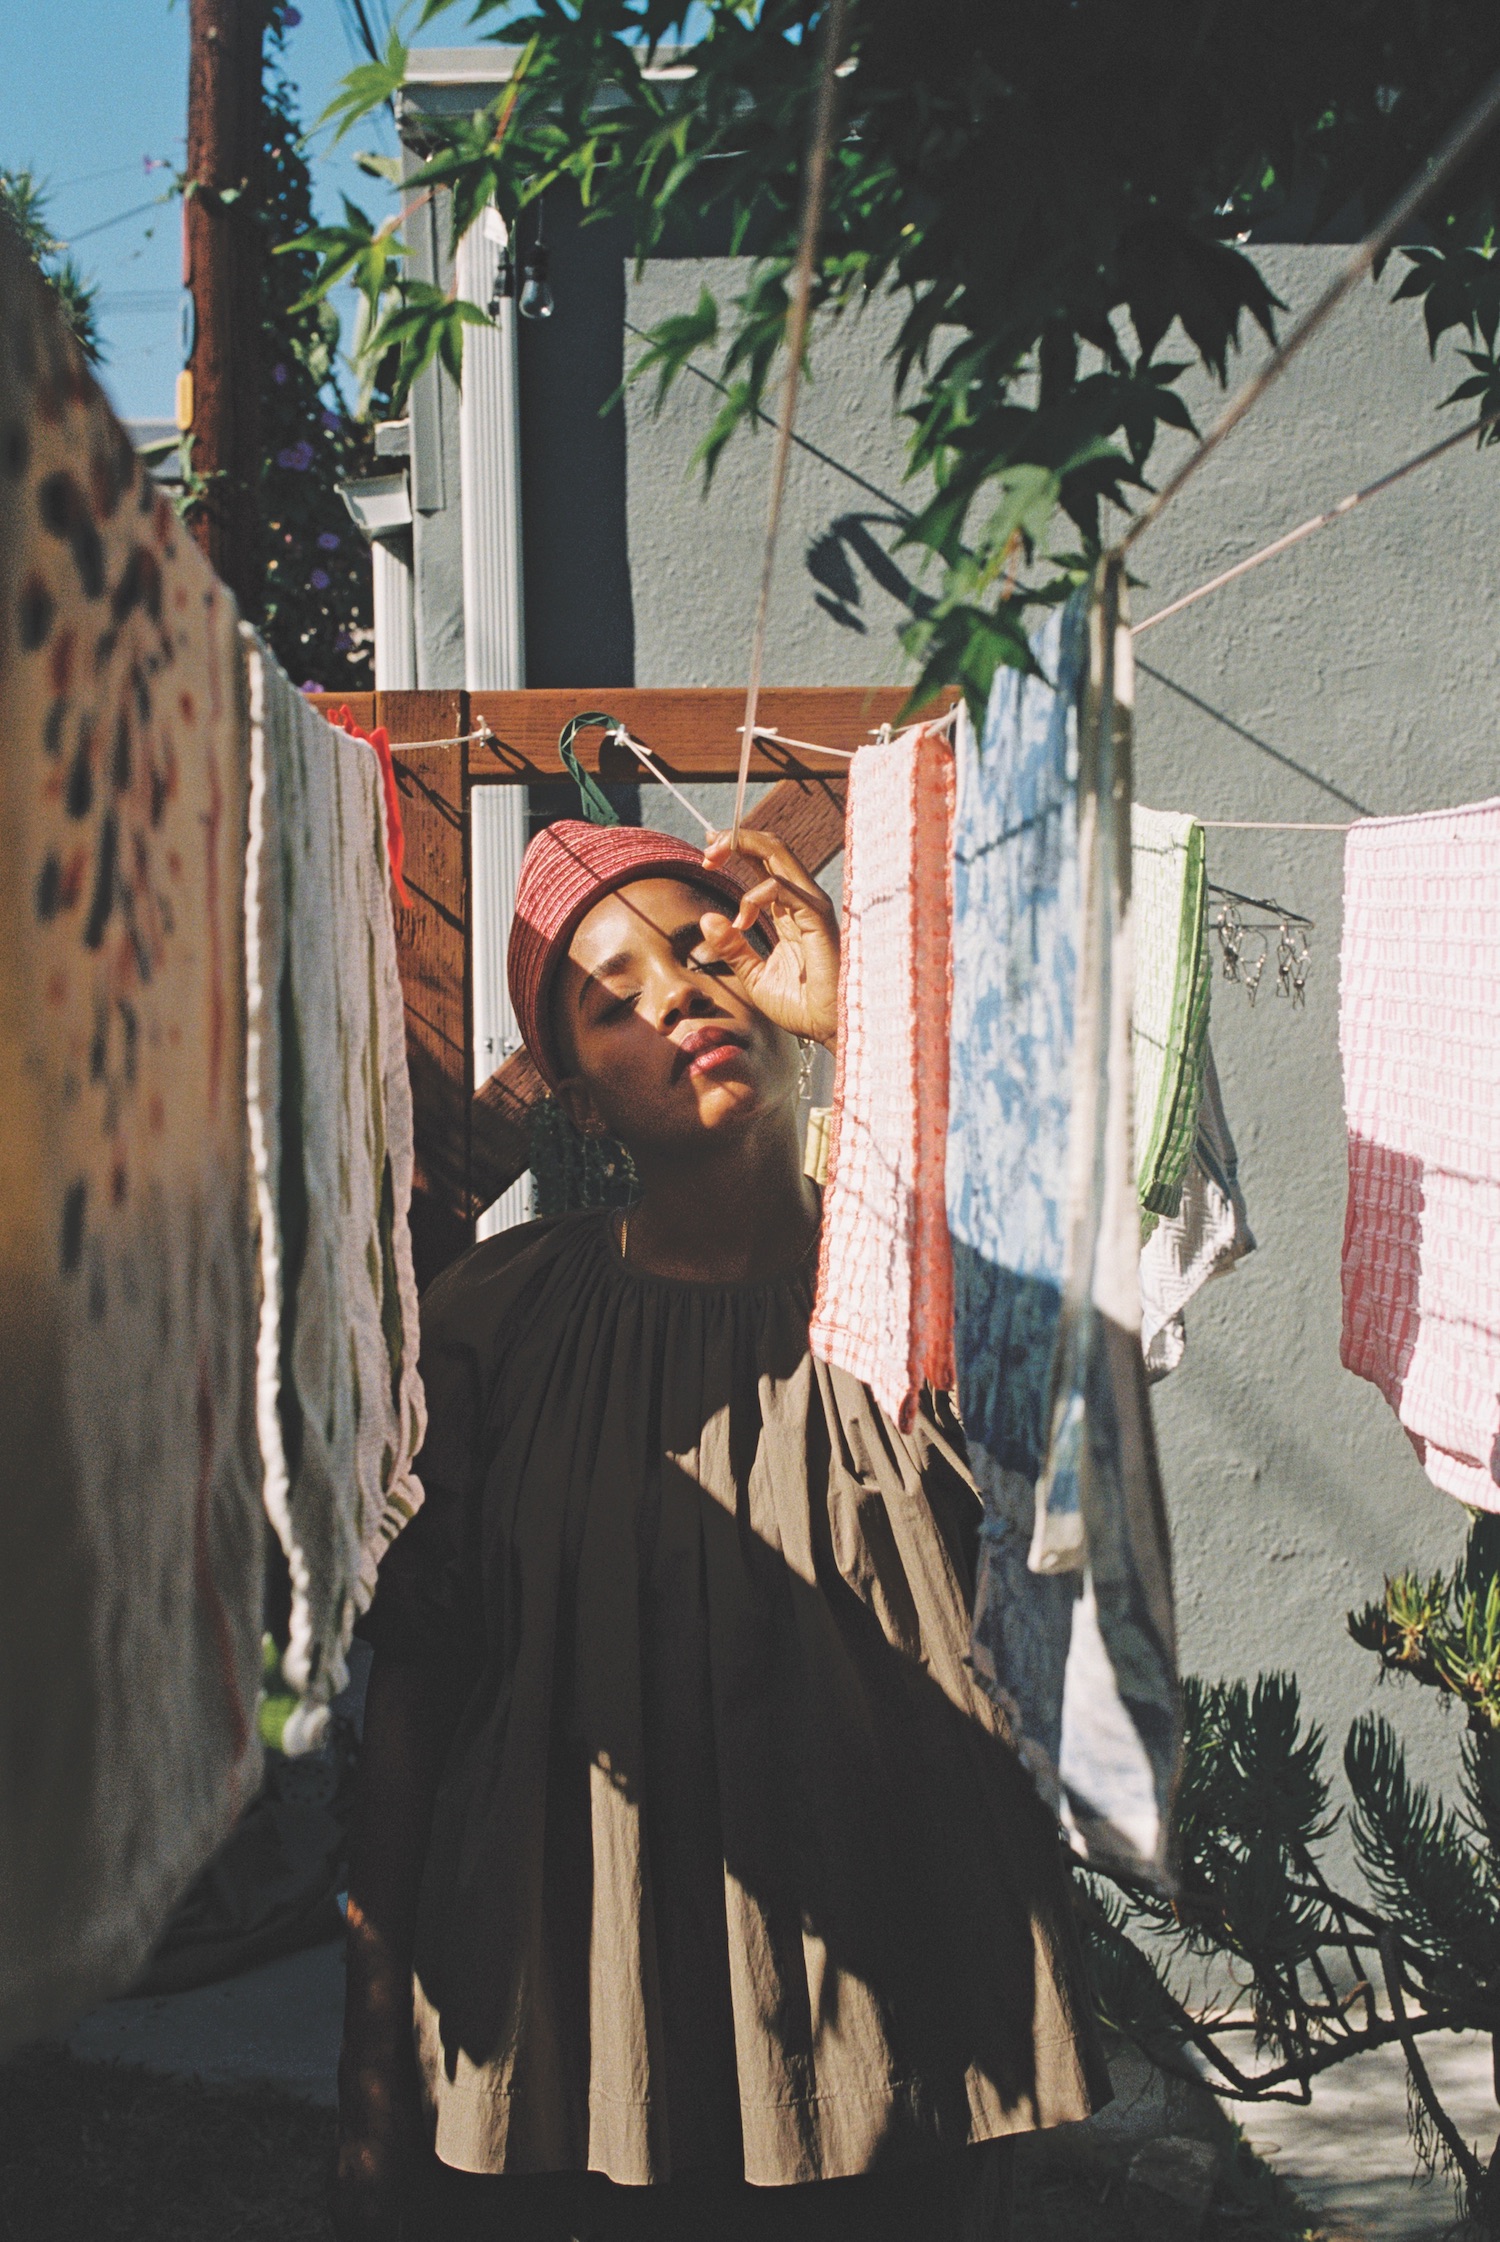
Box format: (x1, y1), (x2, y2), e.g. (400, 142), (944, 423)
(310, 567), (330, 590)
(300, 678), (323, 693)
(317, 530), (341, 552)
(281, 4), (302, 22)
(334, 628), (353, 653)
(277, 441), (314, 472)
(319, 408), (341, 433)
(271, 362), (288, 386)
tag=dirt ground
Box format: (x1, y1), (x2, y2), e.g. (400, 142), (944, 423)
(0, 2045), (1318, 2242)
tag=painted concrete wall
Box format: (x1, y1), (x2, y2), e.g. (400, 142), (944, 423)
(616, 247), (1497, 1851)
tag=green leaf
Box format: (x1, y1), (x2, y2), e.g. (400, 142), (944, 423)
(317, 23), (409, 146)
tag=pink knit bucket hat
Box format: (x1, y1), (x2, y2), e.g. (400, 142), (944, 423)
(506, 820), (748, 1090)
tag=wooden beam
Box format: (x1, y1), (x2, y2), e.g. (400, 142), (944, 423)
(466, 686), (956, 781)
(379, 690), (472, 1289)
(467, 771), (849, 1214)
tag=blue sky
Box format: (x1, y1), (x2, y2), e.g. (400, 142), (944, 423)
(0, 1), (423, 421)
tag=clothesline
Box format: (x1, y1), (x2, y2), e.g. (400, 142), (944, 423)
(1201, 818), (1354, 831)
(1134, 411), (1500, 639)
(387, 726), (498, 753)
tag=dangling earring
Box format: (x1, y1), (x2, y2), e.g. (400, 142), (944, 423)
(797, 1037), (814, 1102)
(582, 1116), (605, 1140)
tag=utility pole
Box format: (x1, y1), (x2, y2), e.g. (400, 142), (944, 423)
(183, 0), (268, 608)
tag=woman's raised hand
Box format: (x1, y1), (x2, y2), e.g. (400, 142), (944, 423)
(698, 827), (840, 1050)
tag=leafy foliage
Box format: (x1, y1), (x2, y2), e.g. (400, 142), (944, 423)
(213, 18), (381, 693)
(292, 0), (1500, 711)
(0, 168), (103, 363)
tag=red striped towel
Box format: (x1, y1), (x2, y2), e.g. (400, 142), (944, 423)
(810, 724), (955, 1430)
(1340, 799), (1500, 1507)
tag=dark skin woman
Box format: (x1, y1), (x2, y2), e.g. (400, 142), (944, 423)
(335, 822), (1107, 2242)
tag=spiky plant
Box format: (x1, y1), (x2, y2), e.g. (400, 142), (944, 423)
(1088, 1514), (1500, 2227)
(0, 168), (102, 363)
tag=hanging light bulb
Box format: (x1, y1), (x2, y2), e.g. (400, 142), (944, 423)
(517, 200), (554, 319)
(518, 244), (553, 320)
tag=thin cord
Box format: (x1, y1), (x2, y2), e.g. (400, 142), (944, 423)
(745, 725), (856, 761)
(609, 731), (717, 833)
(386, 726), (498, 753)
(733, 0), (850, 846)
(1116, 67), (1500, 560)
(1200, 818), (1353, 831)
(1134, 411), (1499, 637)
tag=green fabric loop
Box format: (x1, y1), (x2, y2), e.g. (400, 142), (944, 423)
(558, 711), (625, 826)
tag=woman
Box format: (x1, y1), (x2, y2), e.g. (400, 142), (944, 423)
(335, 818), (1108, 2242)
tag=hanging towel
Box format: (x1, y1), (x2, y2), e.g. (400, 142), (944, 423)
(1340, 800), (1500, 1507)
(1131, 806), (1210, 1230)
(947, 597), (1086, 1494)
(951, 565), (1180, 1885)
(243, 633), (427, 1750)
(0, 235), (261, 2052)
(809, 723), (955, 1432)
(1140, 1042), (1256, 1380)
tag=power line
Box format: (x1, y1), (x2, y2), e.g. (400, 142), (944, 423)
(63, 193), (173, 247)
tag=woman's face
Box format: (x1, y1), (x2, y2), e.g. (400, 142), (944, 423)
(552, 876), (800, 1152)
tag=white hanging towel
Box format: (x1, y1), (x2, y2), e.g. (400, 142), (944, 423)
(243, 632), (427, 1749)
(0, 232), (261, 2051)
(1140, 1042), (1256, 1381)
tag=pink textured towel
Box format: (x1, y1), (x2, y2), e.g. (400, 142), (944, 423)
(810, 725), (956, 1430)
(1340, 799), (1500, 1506)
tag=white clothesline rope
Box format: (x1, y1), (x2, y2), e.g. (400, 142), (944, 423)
(1200, 818), (1354, 831)
(1134, 411), (1500, 639)
(387, 726), (497, 753)
(732, 0), (850, 845)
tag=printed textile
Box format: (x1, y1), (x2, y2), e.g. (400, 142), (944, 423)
(1140, 1042), (1255, 1381)
(0, 235), (262, 2050)
(244, 632), (426, 1749)
(1340, 800), (1500, 1506)
(1131, 806), (1210, 1230)
(950, 566), (1180, 1885)
(809, 724), (955, 1433)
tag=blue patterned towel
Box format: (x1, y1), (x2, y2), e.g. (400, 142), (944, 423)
(950, 568), (1180, 1886)
(947, 593), (1087, 1495)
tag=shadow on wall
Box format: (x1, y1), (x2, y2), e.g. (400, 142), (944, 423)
(805, 513), (934, 639)
(516, 196), (637, 689)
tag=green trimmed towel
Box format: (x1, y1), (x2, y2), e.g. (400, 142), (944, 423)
(1131, 807), (1210, 1230)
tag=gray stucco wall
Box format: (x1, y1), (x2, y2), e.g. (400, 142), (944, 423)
(616, 246), (1497, 1856)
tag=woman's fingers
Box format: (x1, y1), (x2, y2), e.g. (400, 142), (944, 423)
(704, 828), (833, 922)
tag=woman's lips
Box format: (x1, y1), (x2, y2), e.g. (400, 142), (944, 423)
(677, 1029), (748, 1078)
(687, 1041), (746, 1077)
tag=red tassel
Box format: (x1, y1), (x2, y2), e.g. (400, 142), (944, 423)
(326, 704), (411, 910)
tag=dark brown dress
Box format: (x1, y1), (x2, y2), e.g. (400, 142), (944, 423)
(365, 1212), (1108, 2189)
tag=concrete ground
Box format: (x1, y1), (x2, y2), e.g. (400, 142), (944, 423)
(65, 1935), (345, 2107)
(60, 1942), (1498, 2237)
(1242, 2033), (1495, 2241)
